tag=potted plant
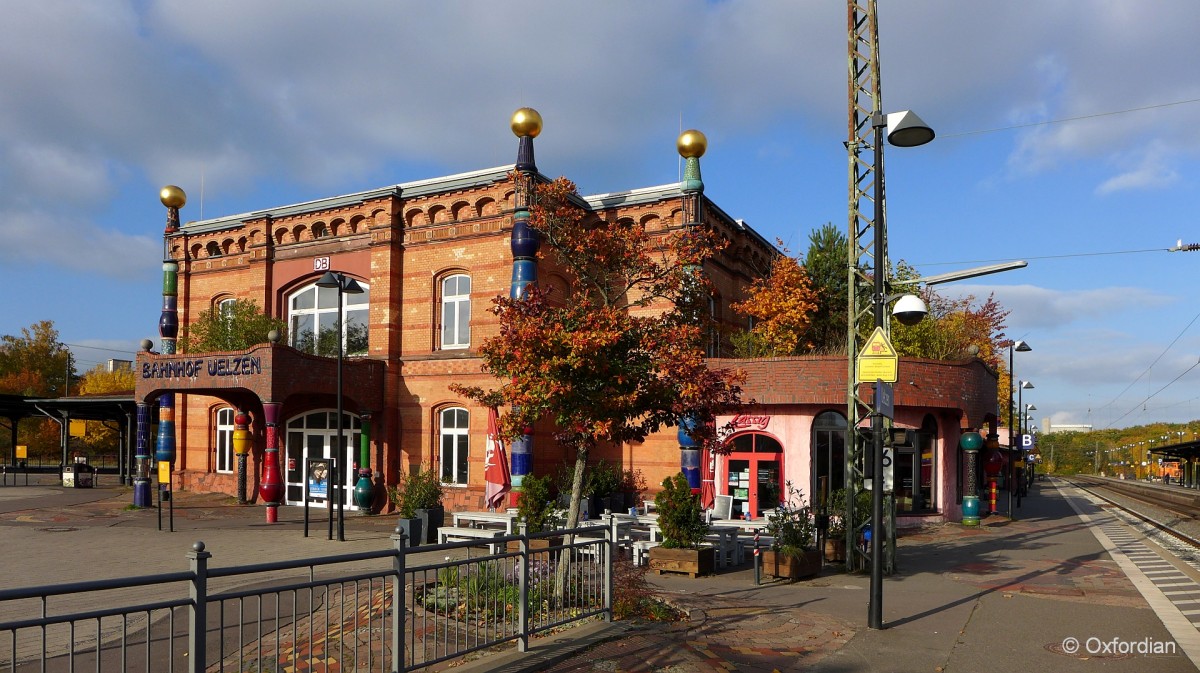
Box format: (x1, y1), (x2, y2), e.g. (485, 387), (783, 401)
(513, 472), (561, 550)
(587, 460), (623, 514)
(648, 472), (715, 577)
(389, 467), (444, 545)
(763, 481), (819, 580)
(620, 468), (647, 512)
(824, 488), (849, 562)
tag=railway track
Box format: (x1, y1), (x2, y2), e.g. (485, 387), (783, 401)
(1068, 475), (1200, 560)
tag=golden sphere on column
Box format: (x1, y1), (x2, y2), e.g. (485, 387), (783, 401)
(676, 130), (707, 158)
(160, 185), (187, 209)
(511, 108), (543, 138)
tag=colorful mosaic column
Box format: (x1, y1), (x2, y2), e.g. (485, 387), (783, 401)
(507, 107), (542, 505)
(232, 411), (251, 504)
(960, 431), (983, 526)
(677, 130), (706, 490)
(352, 415), (374, 510)
(259, 402), (283, 522)
(133, 402), (152, 507)
(155, 187), (185, 499)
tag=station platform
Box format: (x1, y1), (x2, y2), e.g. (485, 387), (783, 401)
(2, 478), (1199, 671)
(530, 477), (1200, 672)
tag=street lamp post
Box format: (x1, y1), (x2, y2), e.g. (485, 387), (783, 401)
(867, 108), (934, 631)
(1006, 341), (1031, 519)
(315, 270), (364, 542)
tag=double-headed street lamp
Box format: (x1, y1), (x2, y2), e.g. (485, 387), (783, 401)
(867, 108), (935, 631)
(315, 270), (364, 542)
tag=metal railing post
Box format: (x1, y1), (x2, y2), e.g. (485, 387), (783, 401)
(604, 515), (614, 622)
(187, 541), (211, 673)
(518, 523), (530, 652)
(391, 527), (406, 673)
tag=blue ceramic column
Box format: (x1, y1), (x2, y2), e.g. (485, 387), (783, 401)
(507, 107), (542, 505)
(676, 130), (707, 489)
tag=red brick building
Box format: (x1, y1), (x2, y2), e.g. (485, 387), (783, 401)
(133, 114), (999, 525)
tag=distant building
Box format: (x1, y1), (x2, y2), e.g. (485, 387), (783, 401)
(1041, 419), (1093, 434)
(108, 359), (133, 372)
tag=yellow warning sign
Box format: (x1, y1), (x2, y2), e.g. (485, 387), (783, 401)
(862, 327), (897, 357)
(857, 327), (898, 383)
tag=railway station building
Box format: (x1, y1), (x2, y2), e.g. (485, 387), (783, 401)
(132, 111), (1000, 526)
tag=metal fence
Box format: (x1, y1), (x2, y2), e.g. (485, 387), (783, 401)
(0, 523), (615, 672)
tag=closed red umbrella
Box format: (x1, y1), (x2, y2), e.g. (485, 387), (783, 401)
(700, 445), (715, 510)
(484, 407), (511, 510)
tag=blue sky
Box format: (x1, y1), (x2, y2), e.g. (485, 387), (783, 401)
(1, 1), (1198, 430)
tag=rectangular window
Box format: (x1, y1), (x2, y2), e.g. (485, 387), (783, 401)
(215, 408), (234, 474)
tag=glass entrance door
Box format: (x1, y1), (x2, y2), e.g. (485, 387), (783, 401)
(721, 433), (784, 518)
(284, 411), (361, 509)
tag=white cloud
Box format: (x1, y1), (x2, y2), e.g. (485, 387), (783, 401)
(0, 208), (159, 279)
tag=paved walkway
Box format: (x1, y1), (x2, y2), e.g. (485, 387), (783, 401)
(2, 477), (1199, 672)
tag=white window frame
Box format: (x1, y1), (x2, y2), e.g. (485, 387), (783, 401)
(288, 279), (370, 356)
(215, 407), (235, 474)
(439, 407), (470, 485)
(440, 274), (471, 350)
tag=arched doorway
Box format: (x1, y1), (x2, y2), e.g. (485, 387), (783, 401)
(284, 410), (362, 509)
(720, 432), (784, 518)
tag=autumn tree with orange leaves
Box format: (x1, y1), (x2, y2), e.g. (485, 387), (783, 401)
(452, 175), (744, 533)
(730, 245), (820, 356)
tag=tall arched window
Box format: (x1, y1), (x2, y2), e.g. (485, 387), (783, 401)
(439, 407), (470, 485)
(215, 407), (234, 474)
(440, 274), (471, 350)
(812, 411), (848, 497)
(288, 278), (370, 356)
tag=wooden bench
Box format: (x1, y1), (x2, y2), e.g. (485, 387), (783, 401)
(437, 526), (505, 554)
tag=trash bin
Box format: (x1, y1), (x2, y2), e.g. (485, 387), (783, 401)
(76, 464), (94, 488)
(62, 463), (95, 488)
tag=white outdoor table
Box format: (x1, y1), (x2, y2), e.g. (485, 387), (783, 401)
(451, 510), (520, 535)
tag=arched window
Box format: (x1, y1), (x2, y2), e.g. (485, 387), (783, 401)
(440, 274), (471, 350)
(439, 407), (470, 485)
(812, 411), (848, 496)
(215, 407), (234, 474)
(288, 278), (370, 356)
(206, 241), (222, 257)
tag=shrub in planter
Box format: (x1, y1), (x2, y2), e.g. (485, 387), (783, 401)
(516, 472), (560, 535)
(649, 473), (714, 576)
(764, 481), (820, 579)
(587, 460), (623, 514)
(620, 468), (647, 511)
(389, 467), (444, 545)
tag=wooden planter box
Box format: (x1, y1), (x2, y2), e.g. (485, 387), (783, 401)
(507, 535), (563, 553)
(762, 549), (821, 580)
(649, 545), (716, 578)
(824, 537), (847, 563)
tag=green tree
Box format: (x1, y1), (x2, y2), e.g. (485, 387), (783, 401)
(451, 174), (744, 535)
(0, 320), (73, 397)
(179, 300), (287, 353)
(801, 223), (852, 354)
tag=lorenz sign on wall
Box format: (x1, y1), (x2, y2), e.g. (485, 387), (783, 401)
(142, 355), (264, 380)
